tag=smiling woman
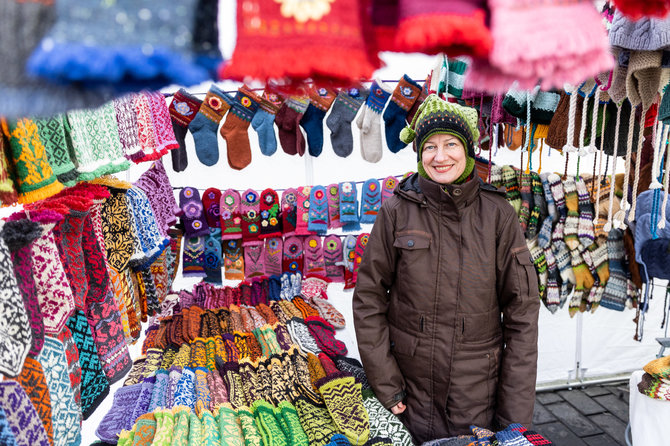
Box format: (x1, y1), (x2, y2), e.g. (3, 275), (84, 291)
(420, 133), (468, 185)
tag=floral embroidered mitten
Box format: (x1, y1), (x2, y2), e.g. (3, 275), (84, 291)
(220, 189), (243, 240)
(308, 186), (329, 235)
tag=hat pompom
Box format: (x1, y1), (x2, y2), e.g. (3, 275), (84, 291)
(399, 126), (416, 144)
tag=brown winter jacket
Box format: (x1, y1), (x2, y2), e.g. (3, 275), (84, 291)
(353, 173), (540, 443)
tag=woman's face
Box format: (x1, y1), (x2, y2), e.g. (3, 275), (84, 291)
(421, 133), (467, 184)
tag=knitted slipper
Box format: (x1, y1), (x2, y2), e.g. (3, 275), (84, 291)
(294, 394), (340, 446)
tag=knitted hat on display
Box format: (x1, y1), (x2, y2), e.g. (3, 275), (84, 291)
(609, 10), (670, 51)
(0, 381), (50, 446)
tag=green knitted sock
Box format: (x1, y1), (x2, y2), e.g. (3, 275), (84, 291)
(171, 406), (190, 446)
(152, 409), (174, 446)
(317, 374), (370, 445)
(215, 404), (245, 445)
(200, 410), (221, 446)
(276, 401), (309, 446)
(295, 395), (339, 446)
(260, 325), (283, 356)
(238, 406), (263, 446)
(252, 400), (289, 446)
(188, 410), (203, 446)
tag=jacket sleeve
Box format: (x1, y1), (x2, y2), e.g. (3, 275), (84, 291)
(495, 209), (540, 428)
(352, 201), (405, 409)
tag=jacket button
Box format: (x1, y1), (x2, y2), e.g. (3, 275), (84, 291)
(407, 240), (415, 247)
(453, 188), (462, 196)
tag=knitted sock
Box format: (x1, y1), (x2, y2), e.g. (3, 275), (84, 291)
(301, 86), (337, 157)
(295, 396), (340, 446)
(552, 224), (575, 286)
(308, 186), (329, 234)
(149, 369), (169, 413)
(575, 178), (596, 249)
(220, 189), (243, 240)
(384, 75), (422, 153)
(353, 234), (369, 284)
(293, 296), (320, 318)
(518, 172), (533, 233)
(190, 85), (231, 166)
(264, 238), (283, 277)
(204, 230), (223, 284)
(252, 90), (283, 156)
(306, 316), (347, 358)
(361, 389), (412, 445)
(251, 400), (289, 446)
(183, 236), (207, 278)
(326, 184), (343, 229)
(240, 189), (261, 245)
(381, 176), (398, 203)
(23, 358), (52, 445)
(531, 172), (548, 222)
(0, 381), (51, 445)
(34, 115), (78, 185)
(360, 179), (382, 224)
(173, 368), (196, 410)
(327, 87), (369, 158)
(277, 97), (310, 156)
(259, 188), (282, 238)
(502, 166), (521, 214)
(357, 81), (392, 163)
(96, 382), (143, 442)
(169, 406), (190, 446)
(301, 276), (329, 301)
(317, 374), (370, 445)
(280, 273), (292, 301)
(323, 235), (345, 283)
(312, 297), (346, 329)
(223, 239), (245, 280)
(244, 242), (265, 278)
(180, 187), (210, 238)
(281, 189), (298, 236)
(202, 187), (222, 229)
(340, 182), (360, 224)
(548, 173), (566, 218)
(208, 370), (229, 409)
(540, 172), (557, 222)
(564, 177), (579, 214)
(220, 88), (258, 170)
(601, 229), (628, 311)
(269, 355), (293, 403)
(304, 236), (326, 276)
(291, 272), (303, 301)
(169, 89), (202, 172)
(590, 242), (610, 285)
(283, 236), (304, 274)
(564, 210), (581, 251)
(238, 406), (265, 444)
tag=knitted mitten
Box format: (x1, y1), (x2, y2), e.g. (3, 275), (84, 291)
(281, 188), (298, 236)
(601, 229), (627, 311)
(575, 178), (596, 249)
(168, 89), (202, 172)
(259, 188), (282, 239)
(502, 166), (521, 214)
(204, 230), (223, 284)
(327, 184), (343, 229)
(381, 176), (398, 203)
(223, 239), (245, 280)
(337, 357), (370, 390)
(180, 187), (210, 238)
(264, 238), (283, 277)
(202, 187), (222, 229)
(300, 86), (337, 157)
(319, 352), (340, 376)
(327, 87), (369, 158)
(548, 173), (566, 218)
(357, 81), (392, 163)
(384, 75), (422, 153)
(543, 247), (561, 313)
(312, 297), (346, 329)
(586, 284), (605, 313)
(531, 172), (548, 222)
(189, 85), (230, 166)
(317, 373), (370, 445)
(244, 242), (265, 278)
(287, 318), (321, 355)
(570, 250), (595, 316)
(518, 172), (534, 233)
(339, 182), (361, 226)
(304, 236), (326, 276)
(283, 237), (304, 275)
(219, 87), (258, 170)
(323, 235), (345, 282)
(276, 96), (310, 156)
(240, 189), (261, 246)
(295, 186), (312, 236)
(362, 390), (414, 445)
(360, 179), (382, 224)
(220, 189), (243, 240)
(308, 186), (329, 234)
(305, 316), (347, 358)
(540, 172), (557, 222)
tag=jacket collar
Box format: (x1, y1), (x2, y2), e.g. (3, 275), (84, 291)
(396, 173), (483, 211)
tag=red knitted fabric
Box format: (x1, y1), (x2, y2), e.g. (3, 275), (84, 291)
(612, 0), (670, 20)
(220, 0), (380, 84)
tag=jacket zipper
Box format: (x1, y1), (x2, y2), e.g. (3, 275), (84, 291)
(420, 315), (424, 332)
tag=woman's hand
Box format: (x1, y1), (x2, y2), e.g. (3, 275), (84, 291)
(390, 402), (406, 415)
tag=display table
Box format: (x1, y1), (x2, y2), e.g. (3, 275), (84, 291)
(629, 370), (670, 445)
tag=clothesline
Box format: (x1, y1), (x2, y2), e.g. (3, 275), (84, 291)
(170, 173), (407, 192)
(162, 79), (426, 97)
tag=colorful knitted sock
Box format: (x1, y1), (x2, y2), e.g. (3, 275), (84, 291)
(130, 375), (155, 426)
(564, 210), (581, 251)
(326, 184), (343, 229)
(552, 227), (575, 286)
(295, 186), (312, 236)
(251, 400), (289, 446)
(263, 238), (283, 277)
(357, 81), (392, 163)
(575, 178), (595, 249)
(180, 187), (210, 238)
(304, 236), (326, 276)
(275, 401), (310, 446)
(300, 86), (337, 157)
(240, 189), (261, 246)
(531, 172), (548, 223)
(327, 87), (369, 158)
(306, 316), (347, 358)
(518, 172), (533, 233)
(201, 188), (222, 229)
(203, 230), (223, 284)
(295, 395), (340, 446)
(384, 75), (422, 153)
(283, 237), (304, 274)
(268, 355), (292, 403)
(148, 370), (169, 413)
(190, 86), (231, 166)
(361, 389), (412, 445)
(194, 367), (212, 416)
(215, 404), (244, 443)
(21, 358), (53, 445)
(312, 297), (346, 329)
(590, 242), (610, 285)
(151, 409), (175, 446)
(381, 176), (398, 203)
(360, 179), (382, 224)
(168, 89), (202, 172)
(540, 172), (557, 222)
(307, 186), (329, 234)
(258, 188), (282, 238)
(502, 166), (521, 214)
(318, 353), (340, 376)
(340, 182), (360, 225)
(173, 368), (196, 410)
(317, 374), (370, 445)
(219, 88), (258, 170)
(281, 188), (298, 236)
(34, 115), (78, 185)
(276, 96), (310, 156)
(169, 406), (189, 446)
(601, 229), (627, 311)
(538, 218), (553, 249)
(287, 318), (321, 355)
(548, 173), (566, 218)
(252, 90), (283, 157)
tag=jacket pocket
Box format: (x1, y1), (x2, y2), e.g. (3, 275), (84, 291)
(514, 249), (539, 298)
(459, 310), (502, 345)
(388, 324), (419, 357)
(393, 233), (431, 250)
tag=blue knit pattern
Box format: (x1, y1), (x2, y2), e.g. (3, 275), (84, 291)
(0, 408), (17, 446)
(366, 82), (391, 114)
(174, 368), (197, 409)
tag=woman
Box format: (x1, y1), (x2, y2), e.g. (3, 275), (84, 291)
(353, 95), (540, 443)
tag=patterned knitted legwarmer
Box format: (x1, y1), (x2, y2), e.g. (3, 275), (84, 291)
(66, 309), (110, 419)
(317, 373), (370, 445)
